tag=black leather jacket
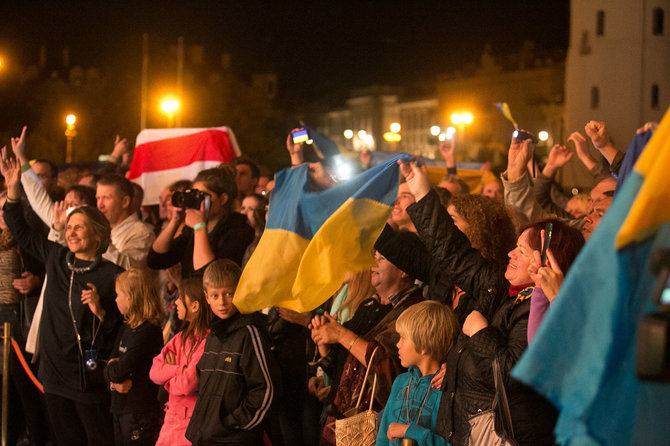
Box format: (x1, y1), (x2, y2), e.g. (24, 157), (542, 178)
(407, 189), (557, 446)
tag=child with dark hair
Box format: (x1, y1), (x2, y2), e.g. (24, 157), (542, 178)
(151, 277), (211, 446)
(185, 259), (280, 445)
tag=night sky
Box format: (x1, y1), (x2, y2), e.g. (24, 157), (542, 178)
(0, 1), (570, 101)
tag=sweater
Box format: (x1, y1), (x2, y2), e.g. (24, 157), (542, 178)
(104, 321), (163, 414)
(3, 200), (123, 403)
(147, 212), (254, 276)
(377, 366), (445, 446)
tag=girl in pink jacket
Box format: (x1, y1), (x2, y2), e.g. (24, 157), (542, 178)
(150, 277), (211, 446)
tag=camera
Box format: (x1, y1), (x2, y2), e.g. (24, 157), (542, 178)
(84, 349), (98, 372)
(171, 189), (211, 211)
(512, 129), (539, 145)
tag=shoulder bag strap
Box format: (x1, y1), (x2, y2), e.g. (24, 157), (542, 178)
(492, 357), (515, 440)
(354, 346), (380, 410)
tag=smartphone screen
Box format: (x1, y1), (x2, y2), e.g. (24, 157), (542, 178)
(291, 129), (309, 144)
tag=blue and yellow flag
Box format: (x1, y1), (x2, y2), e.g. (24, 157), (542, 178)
(233, 157), (403, 313)
(494, 102), (519, 129)
(512, 107), (670, 445)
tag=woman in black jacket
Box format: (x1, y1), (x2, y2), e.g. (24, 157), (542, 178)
(399, 158), (562, 446)
(2, 152), (123, 446)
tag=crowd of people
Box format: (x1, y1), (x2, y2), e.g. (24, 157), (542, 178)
(0, 118), (657, 446)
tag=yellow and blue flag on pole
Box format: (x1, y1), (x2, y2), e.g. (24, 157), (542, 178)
(512, 108), (670, 445)
(494, 102), (519, 129)
(233, 156), (405, 313)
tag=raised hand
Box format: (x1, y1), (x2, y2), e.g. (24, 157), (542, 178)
(286, 128), (305, 166)
(506, 135), (534, 182)
(52, 201), (68, 232)
(543, 144), (573, 177)
(10, 126), (28, 163)
(110, 136), (128, 161)
(0, 148), (21, 191)
(439, 138), (456, 169)
(584, 121), (610, 149)
(397, 158), (430, 202)
(567, 131), (597, 170)
(535, 248), (564, 302)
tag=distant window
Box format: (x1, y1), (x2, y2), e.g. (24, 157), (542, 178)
(651, 84), (660, 108)
(596, 10), (605, 35)
(591, 86), (600, 109)
(653, 8), (664, 35)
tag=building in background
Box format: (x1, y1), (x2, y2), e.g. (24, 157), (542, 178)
(562, 0), (670, 188)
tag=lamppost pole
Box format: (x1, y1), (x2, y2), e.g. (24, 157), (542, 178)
(65, 114), (77, 163)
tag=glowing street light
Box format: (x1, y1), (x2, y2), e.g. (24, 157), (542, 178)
(538, 130), (549, 142)
(460, 113), (473, 124)
(65, 114), (77, 163)
(344, 129), (354, 139)
(430, 125), (441, 136)
(161, 99), (179, 113)
(161, 98), (180, 127)
(390, 122), (401, 133)
(357, 130), (367, 139)
(451, 113), (463, 125)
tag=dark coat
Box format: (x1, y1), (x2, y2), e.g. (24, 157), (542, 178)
(186, 312), (279, 445)
(407, 189), (557, 446)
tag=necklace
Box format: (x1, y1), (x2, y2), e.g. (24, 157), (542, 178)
(402, 373), (432, 425)
(66, 251), (101, 273)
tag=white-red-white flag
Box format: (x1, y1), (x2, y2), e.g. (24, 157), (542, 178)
(128, 127), (241, 205)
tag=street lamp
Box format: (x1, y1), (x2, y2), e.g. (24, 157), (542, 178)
(450, 112), (473, 149)
(390, 122), (401, 133)
(161, 98), (179, 128)
(65, 114), (77, 163)
(430, 125), (441, 136)
(538, 131), (549, 142)
(344, 129), (353, 139)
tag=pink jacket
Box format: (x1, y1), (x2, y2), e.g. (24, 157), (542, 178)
(150, 330), (208, 446)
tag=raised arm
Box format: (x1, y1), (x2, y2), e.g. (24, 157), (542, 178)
(286, 128), (305, 167)
(12, 126), (56, 227)
(1, 150), (51, 261)
(439, 139), (457, 175)
(584, 120), (622, 168)
(534, 144), (574, 219)
(501, 137), (556, 223)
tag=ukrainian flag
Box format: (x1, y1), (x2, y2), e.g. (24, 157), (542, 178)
(233, 156), (404, 313)
(512, 107), (670, 445)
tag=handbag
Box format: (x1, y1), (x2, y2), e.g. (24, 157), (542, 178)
(335, 346), (380, 446)
(468, 358), (519, 446)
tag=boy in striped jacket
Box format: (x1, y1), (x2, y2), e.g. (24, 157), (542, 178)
(186, 259), (279, 445)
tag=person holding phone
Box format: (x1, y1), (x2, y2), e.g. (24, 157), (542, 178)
(399, 158), (579, 445)
(148, 167), (255, 277)
(526, 220), (585, 343)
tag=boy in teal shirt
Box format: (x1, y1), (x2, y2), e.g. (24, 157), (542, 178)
(377, 301), (459, 446)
